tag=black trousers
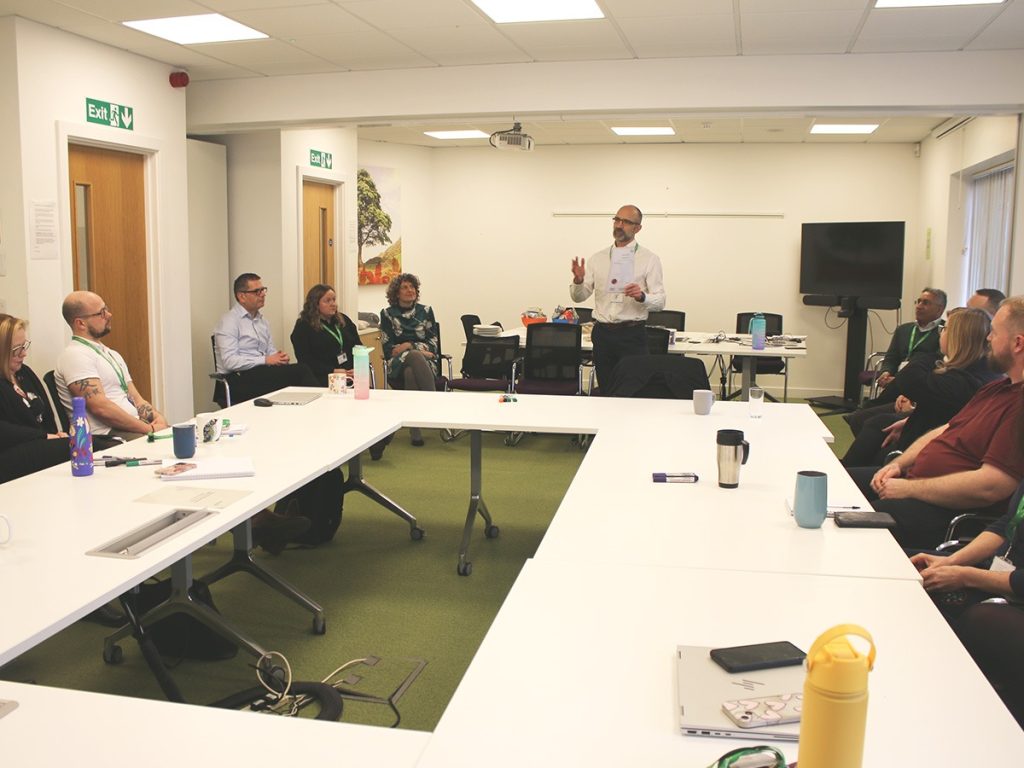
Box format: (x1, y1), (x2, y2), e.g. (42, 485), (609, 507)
(847, 465), (959, 549)
(844, 401), (896, 436)
(591, 322), (647, 395)
(0, 438), (70, 484)
(841, 412), (902, 467)
(955, 602), (1024, 728)
(222, 363), (318, 405)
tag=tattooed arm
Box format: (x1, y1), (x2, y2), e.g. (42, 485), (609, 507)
(67, 377), (155, 434)
(127, 382), (169, 432)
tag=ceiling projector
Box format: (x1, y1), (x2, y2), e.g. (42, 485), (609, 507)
(490, 122), (535, 152)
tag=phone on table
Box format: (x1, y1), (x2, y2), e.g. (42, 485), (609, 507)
(709, 641), (805, 673)
(722, 692), (803, 728)
(154, 462), (196, 477)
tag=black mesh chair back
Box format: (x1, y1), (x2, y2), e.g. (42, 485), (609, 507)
(573, 307), (594, 324)
(645, 326), (671, 355)
(647, 309), (686, 331)
(43, 370), (71, 432)
(516, 323), (583, 395)
(450, 336), (521, 392)
(209, 335), (232, 408)
(736, 312), (783, 337)
(730, 312), (788, 400)
(461, 314), (482, 343)
(606, 355), (710, 399)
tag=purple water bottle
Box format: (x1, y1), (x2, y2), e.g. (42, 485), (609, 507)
(69, 396), (94, 477)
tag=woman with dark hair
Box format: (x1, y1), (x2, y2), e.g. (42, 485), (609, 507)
(842, 307), (999, 466)
(0, 313), (70, 482)
(379, 273), (440, 447)
(290, 284), (361, 386)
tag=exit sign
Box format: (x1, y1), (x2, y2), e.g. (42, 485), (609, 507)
(310, 149), (333, 169)
(86, 98), (134, 130)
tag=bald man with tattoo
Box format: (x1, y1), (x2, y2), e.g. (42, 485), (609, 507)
(55, 291), (169, 441)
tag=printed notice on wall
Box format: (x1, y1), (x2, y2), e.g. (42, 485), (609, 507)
(30, 201), (58, 262)
(30, 201), (58, 260)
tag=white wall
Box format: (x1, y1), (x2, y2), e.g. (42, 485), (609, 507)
(358, 140), (923, 398)
(5, 18), (192, 420)
(0, 18), (25, 319)
(187, 139), (229, 411)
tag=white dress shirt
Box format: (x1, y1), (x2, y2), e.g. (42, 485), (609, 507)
(569, 240), (666, 323)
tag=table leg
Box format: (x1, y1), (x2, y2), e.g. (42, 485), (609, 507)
(344, 454), (425, 540)
(457, 430), (499, 576)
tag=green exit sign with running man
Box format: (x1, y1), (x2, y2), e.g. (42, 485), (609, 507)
(310, 149), (333, 169)
(86, 98), (134, 130)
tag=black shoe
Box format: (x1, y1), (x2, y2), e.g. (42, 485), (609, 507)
(253, 512), (310, 555)
(369, 433), (393, 461)
(411, 437), (424, 447)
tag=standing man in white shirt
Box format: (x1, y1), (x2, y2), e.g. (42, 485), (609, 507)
(570, 204), (666, 391)
(56, 291), (169, 441)
(214, 273), (316, 404)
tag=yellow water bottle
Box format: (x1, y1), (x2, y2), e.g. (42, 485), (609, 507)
(798, 624), (876, 768)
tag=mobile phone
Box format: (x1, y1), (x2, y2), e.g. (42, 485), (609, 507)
(709, 641), (805, 673)
(834, 510), (896, 529)
(722, 692), (803, 728)
(154, 462), (196, 477)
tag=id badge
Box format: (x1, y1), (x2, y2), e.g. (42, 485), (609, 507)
(337, 352), (348, 366)
(990, 555), (1016, 574)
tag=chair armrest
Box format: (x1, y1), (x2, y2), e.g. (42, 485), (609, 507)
(440, 353), (453, 381)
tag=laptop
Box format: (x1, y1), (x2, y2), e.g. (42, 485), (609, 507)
(676, 645), (803, 741)
(266, 392), (322, 406)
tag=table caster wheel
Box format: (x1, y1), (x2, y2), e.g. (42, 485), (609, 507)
(103, 644), (123, 664)
(313, 615), (326, 635)
(411, 526), (425, 541)
(457, 561), (473, 576)
(485, 525), (500, 539)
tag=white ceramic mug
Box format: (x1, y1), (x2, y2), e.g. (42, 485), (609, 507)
(693, 389), (715, 416)
(328, 371), (350, 396)
(0, 514), (11, 545)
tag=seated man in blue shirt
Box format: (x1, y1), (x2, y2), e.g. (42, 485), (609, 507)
(213, 273), (317, 404)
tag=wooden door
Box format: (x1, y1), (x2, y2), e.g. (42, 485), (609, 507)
(302, 180), (336, 292)
(69, 144), (152, 400)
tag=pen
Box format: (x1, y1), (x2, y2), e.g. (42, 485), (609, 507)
(147, 433), (173, 442)
(126, 459), (161, 467)
(653, 472), (699, 483)
(827, 505), (861, 510)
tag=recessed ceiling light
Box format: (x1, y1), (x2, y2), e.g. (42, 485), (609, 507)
(424, 130), (490, 140)
(611, 127), (676, 136)
(875, 1), (1004, 7)
(470, 0), (604, 24)
(810, 124), (879, 135)
(123, 14), (267, 45)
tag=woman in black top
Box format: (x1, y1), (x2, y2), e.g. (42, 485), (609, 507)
(842, 308), (996, 466)
(290, 284), (362, 387)
(0, 313), (69, 482)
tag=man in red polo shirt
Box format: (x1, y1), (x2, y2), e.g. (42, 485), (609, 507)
(848, 296), (1024, 548)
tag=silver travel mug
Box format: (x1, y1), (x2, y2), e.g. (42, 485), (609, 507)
(716, 429), (750, 488)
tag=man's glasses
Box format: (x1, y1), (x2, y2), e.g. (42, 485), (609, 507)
(11, 340), (31, 356)
(241, 287), (269, 296)
(78, 306), (111, 319)
(611, 216), (640, 227)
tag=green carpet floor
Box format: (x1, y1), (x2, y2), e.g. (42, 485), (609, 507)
(0, 407), (855, 731)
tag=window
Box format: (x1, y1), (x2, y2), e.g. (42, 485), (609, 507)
(965, 163), (1015, 295)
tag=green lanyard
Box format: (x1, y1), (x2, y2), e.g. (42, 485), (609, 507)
(907, 326), (932, 356)
(1007, 494), (1024, 544)
(321, 321), (345, 350)
(72, 336), (128, 394)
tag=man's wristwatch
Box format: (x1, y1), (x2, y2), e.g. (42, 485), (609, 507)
(638, 292), (646, 303)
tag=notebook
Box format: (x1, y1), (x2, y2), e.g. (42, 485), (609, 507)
(267, 392), (321, 406)
(156, 457), (255, 481)
(676, 645), (803, 741)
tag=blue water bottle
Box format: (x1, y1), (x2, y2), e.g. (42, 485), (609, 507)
(750, 312), (767, 351)
(69, 396), (94, 477)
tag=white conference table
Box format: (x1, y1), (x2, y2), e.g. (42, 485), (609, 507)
(536, 404), (917, 581)
(504, 326), (807, 399)
(0, 680), (431, 766)
(417, 559), (1024, 768)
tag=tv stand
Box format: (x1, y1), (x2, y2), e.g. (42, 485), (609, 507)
(803, 295), (900, 414)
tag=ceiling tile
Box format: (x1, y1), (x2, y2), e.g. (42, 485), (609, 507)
(386, 23), (531, 65)
(739, 0), (868, 11)
(618, 15), (738, 57)
(501, 19), (632, 59)
(228, 4), (374, 39)
(602, 0), (734, 18)
(181, 60), (261, 80)
(967, 2), (1024, 50)
(857, 6), (1005, 48)
(57, 0), (210, 23)
(190, 38), (333, 66)
(337, 0), (484, 29)
(289, 30), (436, 68)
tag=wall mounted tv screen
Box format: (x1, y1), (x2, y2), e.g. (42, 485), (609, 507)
(800, 221), (905, 299)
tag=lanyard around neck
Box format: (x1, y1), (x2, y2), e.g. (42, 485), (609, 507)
(1007, 494), (1024, 544)
(908, 325), (933, 355)
(321, 321), (344, 349)
(608, 242), (639, 259)
(72, 336), (128, 394)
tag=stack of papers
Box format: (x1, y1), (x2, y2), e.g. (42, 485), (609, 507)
(157, 457), (255, 481)
(473, 325), (502, 337)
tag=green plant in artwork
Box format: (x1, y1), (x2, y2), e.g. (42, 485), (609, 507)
(358, 168), (392, 267)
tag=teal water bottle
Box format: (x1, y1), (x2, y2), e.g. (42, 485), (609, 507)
(69, 396), (94, 477)
(353, 345), (370, 400)
(750, 312), (767, 351)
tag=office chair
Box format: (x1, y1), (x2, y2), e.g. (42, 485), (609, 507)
(728, 312), (788, 402)
(461, 314), (482, 344)
(43, 370), (71, 433)
(449, 336), (520, 393)
(605, 355), (710, 399)
(509, 323), (584, 446)
(209, 335), (232, 408)
(573, 307), (594, 324)
(646, 309), (686, 331)
(588, 327), (670, 395)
